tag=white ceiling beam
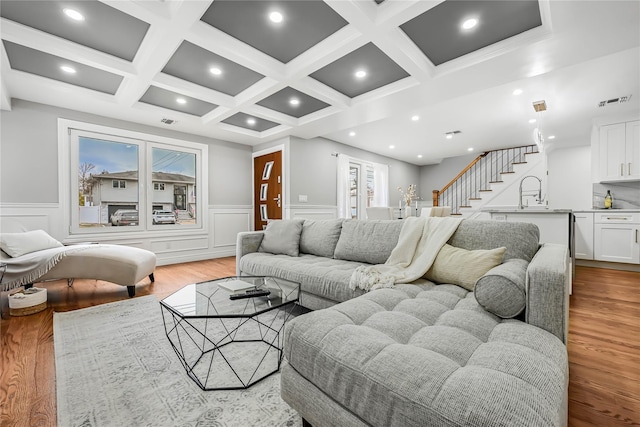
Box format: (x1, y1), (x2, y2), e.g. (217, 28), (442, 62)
(189, 21), (286, 81)
(1, 43), (12, 111)
(152, 72), (235, 107)
(115, 1), (213, 107)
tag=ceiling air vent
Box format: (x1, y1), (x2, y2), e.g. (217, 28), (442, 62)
(161, 118), (177, 125)
(598, 94), (632, 107)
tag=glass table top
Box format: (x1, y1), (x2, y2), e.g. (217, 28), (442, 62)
(160, 276), (300, 318)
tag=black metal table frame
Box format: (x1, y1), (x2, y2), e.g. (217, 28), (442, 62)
(160, 279), (299, 391)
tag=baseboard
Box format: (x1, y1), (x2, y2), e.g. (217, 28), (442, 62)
(576, 259), (640, 272)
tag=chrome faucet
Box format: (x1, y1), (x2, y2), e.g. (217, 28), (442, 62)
(519, 175), (543, 209)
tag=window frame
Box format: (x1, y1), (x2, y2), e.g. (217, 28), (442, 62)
(60, 119), (208, 236)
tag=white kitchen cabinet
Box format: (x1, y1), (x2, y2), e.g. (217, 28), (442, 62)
(598, 120), (640, 182)
(574, 212), (594, 260)
(594, 212), (640, 263)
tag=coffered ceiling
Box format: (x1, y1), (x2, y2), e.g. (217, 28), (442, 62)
(1, 1), (639, 165)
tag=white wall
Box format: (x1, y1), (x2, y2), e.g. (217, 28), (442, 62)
(0, 99), (254, 264)
(547, 145), (593, 210)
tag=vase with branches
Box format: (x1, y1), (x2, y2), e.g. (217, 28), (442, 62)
(397, 184), (420, 216)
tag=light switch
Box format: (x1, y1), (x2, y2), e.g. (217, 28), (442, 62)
(298, 195), (308, 202)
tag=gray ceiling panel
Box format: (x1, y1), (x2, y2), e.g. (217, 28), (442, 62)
(3, 40), (123, 95)
(222, 113), (280, 132)
(139, 86), (218, 117)
(310, 43), (410, 98)
(0, 0), (149, 62)
(401, 0), (542, 66)
(200, 1), (348, 64)
(256, 87), (330, 118)
(162, 41), (264, 96)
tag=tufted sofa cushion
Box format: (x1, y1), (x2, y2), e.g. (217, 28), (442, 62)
(284, 285), (568, 427)
(240, 252), (368, 303)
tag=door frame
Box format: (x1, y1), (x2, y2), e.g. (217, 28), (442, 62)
(252, 144), (288, 229)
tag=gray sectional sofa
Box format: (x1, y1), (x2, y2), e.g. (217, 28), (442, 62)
(236, 218), (570, 427)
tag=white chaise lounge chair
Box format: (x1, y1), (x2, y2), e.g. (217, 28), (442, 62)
(1, 230), (156, 297)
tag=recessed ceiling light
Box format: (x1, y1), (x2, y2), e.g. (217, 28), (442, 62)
(417, 154), (423, 158)
(513, 89), (523, 96)
(60, 65), (76, 74)
(548, 135), (556, 140)
(349, 131), (356, 137)
(461, 18), (478, 30)
(63, 8), (84, 21)
(176, 98), (187, 105)
(289, 98), (300, 106)
(269, 11), (283, 23)
(209, 67), (222, 75)
(529, 118), (537, 124)
(411, 115), (420, 121)
(445, 133), (453, 140)
(354, 70), (367, 79)
(389, 145), (395, 149)
(247, 118), (256, 126)
(468, 147), (474, 152)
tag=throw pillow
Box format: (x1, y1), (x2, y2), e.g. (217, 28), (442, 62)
(334, 219), (403, 264)
(424, 244), (506, 291)
(299, 219), (343, 257)
(258, 219), (305, 257)
(0, 229), (63, 257)
(475, 258), (528, 318)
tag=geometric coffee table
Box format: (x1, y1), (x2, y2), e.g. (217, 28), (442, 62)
(159, 276), (300, 390)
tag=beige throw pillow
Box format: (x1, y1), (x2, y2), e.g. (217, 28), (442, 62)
(424, 244), (506, 291)
(0, 229), (63, 257)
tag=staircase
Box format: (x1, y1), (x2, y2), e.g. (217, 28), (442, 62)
(433, 145), (541, 217)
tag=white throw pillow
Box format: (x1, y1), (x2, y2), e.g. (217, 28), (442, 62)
(0, 230), (63, 257)
(424, 244), (506, 291)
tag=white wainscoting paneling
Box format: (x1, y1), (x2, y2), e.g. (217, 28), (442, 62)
(212, 209), (252, 247)
(0, 203), (253, 266)
(287, 205), (338, 220)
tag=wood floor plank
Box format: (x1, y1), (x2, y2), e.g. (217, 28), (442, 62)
(1, 260), (639, 426)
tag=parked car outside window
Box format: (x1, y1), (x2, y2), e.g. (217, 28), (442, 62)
(110, 209), (139, 226)
(153, 210), (176, 225)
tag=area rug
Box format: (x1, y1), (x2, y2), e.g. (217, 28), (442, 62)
(54, 295), (301, 427)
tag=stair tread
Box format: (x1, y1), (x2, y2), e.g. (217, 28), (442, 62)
(500, 171), (515, 174)
(469, 198), (482, 200)
(489, 181), (503, 183)
(512, 162), (528, 165)
(479, 189), (493, 192)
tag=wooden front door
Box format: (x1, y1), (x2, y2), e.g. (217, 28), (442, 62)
(253, 151), (282, 230)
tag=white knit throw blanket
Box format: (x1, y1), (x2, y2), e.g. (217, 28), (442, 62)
(349, 216), (463, 291)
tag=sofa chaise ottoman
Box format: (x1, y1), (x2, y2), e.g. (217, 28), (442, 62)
(237, 218), (569, 426)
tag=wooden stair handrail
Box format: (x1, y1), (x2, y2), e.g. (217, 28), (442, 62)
(432, 145), (538, 208)
(433, 152), (487, 206)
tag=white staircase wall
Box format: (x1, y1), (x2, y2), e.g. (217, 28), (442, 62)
(460, 152), (546, 217)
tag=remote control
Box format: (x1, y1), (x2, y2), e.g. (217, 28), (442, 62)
(229, 289), (271, 300)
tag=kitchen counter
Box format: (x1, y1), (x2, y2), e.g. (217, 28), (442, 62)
(483, 208), (572, 213)
(574, 209), (640, 212)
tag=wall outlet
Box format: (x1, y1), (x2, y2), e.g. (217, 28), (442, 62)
(298, 195), (308, 202)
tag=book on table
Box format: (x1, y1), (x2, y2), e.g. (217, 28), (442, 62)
(218, 279), (256, 294)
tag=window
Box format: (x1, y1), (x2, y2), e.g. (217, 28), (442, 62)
(337, 154), (388, 219)
(65, 120), (207, 234)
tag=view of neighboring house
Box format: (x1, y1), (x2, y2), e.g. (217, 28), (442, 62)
(80, 171), (196, 226)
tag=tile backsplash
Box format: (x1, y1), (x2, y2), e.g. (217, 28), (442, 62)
(593, 182), (640, 209)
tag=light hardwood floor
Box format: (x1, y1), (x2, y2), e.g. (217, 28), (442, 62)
(1, 259), (638, 426)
